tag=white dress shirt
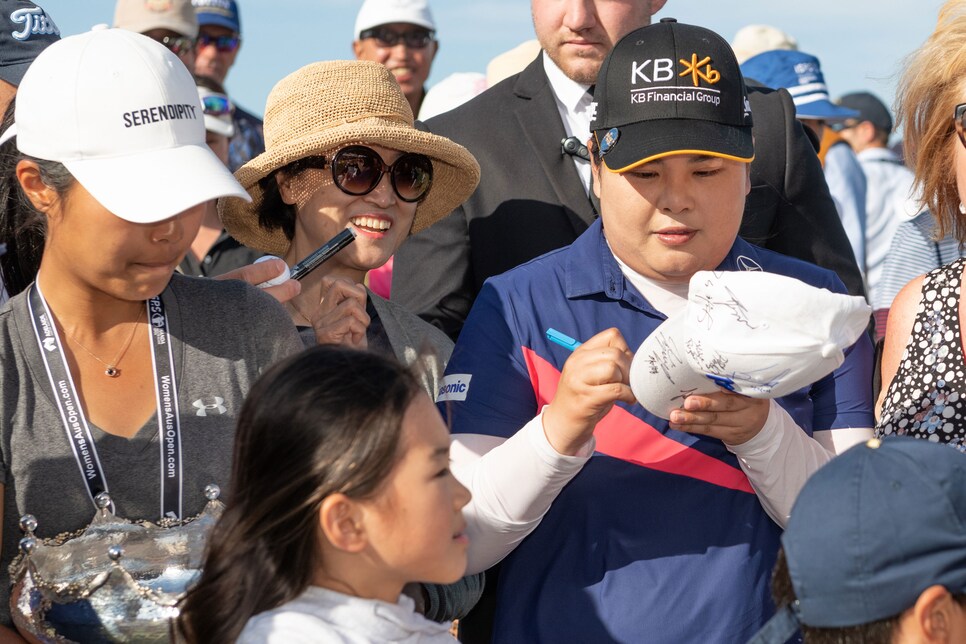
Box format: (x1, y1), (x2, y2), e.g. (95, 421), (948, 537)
(543, 52), (595, 195)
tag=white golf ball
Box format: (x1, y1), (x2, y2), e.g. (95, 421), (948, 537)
(254, 255), (291, 288)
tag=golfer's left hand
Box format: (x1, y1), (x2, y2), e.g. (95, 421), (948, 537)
(668, 391), (770, 446)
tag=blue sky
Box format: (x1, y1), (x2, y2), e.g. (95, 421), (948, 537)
(41, 1), (938, 140)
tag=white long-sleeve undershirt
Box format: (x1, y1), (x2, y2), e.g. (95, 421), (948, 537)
(726, 401), (872, 525)
(452, 404), (872, 573)
(451, 408), (593, 574)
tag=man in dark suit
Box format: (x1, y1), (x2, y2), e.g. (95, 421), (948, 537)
(392, 0), (863, 341)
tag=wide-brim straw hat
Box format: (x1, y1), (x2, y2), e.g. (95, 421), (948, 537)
(220, 60), (481, 256)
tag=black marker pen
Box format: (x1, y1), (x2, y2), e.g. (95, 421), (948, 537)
(289, 227), (357, 281)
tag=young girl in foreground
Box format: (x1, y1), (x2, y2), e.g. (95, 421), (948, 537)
(179, 346), (471, 643)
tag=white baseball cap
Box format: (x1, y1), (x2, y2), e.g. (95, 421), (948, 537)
(13, 27), (249, 224)
(354, 0), (435, 39)
(629, 270), (871, 420)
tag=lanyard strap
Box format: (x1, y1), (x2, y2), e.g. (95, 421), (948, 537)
(27, 284), (183, 520)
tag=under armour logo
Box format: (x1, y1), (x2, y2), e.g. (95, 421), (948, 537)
(42, 337), (56, 352)
(192, 397), (226, 416)
(679, 53), (720, 87)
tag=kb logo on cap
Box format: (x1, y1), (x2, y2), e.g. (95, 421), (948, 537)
(680, 54), (720, 87)
(631, 53), (721, 88)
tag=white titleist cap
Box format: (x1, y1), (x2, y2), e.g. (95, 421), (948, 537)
(14, 27), (249, 223)
(630, 270), (871, 419)
(354, 0), (435, 39)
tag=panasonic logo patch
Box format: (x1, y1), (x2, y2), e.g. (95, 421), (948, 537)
(436, 374), (472, 402)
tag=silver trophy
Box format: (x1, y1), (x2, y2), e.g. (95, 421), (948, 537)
(9, 485), (224, 643)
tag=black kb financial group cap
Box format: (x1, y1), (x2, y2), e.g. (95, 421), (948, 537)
(591, 18), (754, 172)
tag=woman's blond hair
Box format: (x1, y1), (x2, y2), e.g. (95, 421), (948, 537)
(896, 0), (966, 243)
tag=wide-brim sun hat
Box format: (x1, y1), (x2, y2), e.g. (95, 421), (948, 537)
(13, 27), (249, 224)
(219, 60), (480, 256)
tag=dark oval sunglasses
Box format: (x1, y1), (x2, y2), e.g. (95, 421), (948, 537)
(293, 146), (433, 202)
(955, 103), (966, 149)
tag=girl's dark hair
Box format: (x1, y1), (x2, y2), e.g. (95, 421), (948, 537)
(178, 345), (423, 643)
(254, 156), (330, 244)
(0, 97), (75, 297)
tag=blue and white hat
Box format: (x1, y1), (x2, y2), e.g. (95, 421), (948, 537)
(191, 0), (239, 33)
(740, 49), (859, 122)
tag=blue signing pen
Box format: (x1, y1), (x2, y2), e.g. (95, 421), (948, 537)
(546, 328), (582, 351)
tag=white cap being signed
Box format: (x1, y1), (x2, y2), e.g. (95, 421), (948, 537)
(629, 271), (871, 420)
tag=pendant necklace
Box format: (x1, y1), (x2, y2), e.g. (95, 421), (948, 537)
(64, 305), (145, 378)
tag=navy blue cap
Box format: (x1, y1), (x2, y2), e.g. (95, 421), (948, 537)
(192, 0), (239, 33)
(836, 91), (893, 133)
(749, 437), (966, 644)
(0, 0), (59, 87)
(740, 49), (859, 122)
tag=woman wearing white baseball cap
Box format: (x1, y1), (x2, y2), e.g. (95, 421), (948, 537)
(0, 27), (302, 637)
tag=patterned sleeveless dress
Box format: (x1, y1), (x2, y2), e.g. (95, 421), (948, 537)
(876, 257), (966, 452)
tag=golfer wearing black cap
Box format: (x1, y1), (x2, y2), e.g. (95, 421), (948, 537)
(444, 18), (874, 644)
(393, 0), (865, 344)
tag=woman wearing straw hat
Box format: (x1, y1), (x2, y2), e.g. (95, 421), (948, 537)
(220, 60), (480, 399)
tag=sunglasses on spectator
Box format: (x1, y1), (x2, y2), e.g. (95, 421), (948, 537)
(196, 33), (241, 53)
(829, 119), (860, 133)
(359, 27), (435, 49)
(955, 103), (966, 149)
(157, 34), (194, 57)
(201, 93), (232, 116)
(290, 145), (433, 202)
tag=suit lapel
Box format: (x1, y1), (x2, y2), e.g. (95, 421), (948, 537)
(512, 56), (598, 231)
